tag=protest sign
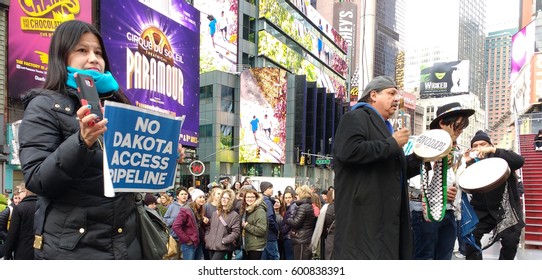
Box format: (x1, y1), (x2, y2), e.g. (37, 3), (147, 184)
(102, 101), (184, 197)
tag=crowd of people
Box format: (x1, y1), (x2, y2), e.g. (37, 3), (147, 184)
(0, 19), (532, 260)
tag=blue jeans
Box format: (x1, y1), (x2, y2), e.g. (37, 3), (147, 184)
(283, 238), (294, 260)
(411, 210), (457, 260)
(181, 243), (203, 260)
(261, 240), (280, 260)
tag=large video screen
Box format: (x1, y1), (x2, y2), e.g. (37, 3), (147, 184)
(258, 30), (346, 101)
(195, 0), (239, 73)
(511, 21), (535, 83)
(239, 68), (287, 164)
(100, 0), (200, 147)
(8, 0), (92, 98)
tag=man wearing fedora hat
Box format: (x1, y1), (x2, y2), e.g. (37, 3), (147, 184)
(411, 102), (474, 260)
(462, 130), (524, 260)
(333, 76), (424, 259)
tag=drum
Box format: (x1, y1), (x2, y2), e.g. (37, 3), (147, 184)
(413, 129), (453, 162)
(458, 157), (511, 194)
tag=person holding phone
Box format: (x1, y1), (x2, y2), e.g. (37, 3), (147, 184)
(18, 20), (139, 259)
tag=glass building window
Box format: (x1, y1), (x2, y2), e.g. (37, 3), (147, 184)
(200, 124), (212, 138)
(221, 86), (234, 113)
(200, 85), (213, 99)
(220, 125), (233, 149)
(242, 14), (256, 43)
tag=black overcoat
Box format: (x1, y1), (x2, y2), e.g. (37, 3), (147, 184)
(332, 105), (422, 259)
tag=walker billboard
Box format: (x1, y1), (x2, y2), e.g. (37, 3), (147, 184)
(100, 0), (200, 147)
(7, 0), (92, 98)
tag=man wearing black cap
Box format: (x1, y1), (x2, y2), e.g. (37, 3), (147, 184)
(333, 76), (423, 259)
(411, 102), (474, 260)
(463, 130), (524, 260)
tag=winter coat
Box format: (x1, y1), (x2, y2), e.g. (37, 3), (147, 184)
(332, 104), (422, 259)
(468, 149), (524, 221)
(164, 201), (188, 240)
(18, 88), (140, 260)
(281, 203), (298, 239)
(242, 194), (268, 251)
(4, 195), (38, 259)
(263, 195), (279, 241)
(172, 205), (203, 246)
(324, 203), (335, 260)
(205, 210), (241, 252)
(286, 198), (316, 245)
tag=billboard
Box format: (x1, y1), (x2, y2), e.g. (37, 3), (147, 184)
(100, 0), (200, 147)
(195, 0), (238, 73)
(511, 21), (535, 83)
(259, 0), (348, 76)
(510, 53), (542, 114)
(258, 30), (346, 101)
(8, 0), (93, 98)
(239, 68), (287, 164)
(419, 60), (470, 98)
(287, 0), (348, 53)
(333, 2), (357, 69)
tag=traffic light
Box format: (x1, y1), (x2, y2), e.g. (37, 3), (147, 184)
(256, 147), (261, 158)
(299, 155), (305, 165)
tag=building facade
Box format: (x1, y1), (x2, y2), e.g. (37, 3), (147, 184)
(484, 28), (517, 148)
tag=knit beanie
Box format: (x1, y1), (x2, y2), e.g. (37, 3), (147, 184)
(470, 130), (492, 147)
(190, 188), (205, 200)
(143, 193), (157, 206)
(260, 181), (273, 193)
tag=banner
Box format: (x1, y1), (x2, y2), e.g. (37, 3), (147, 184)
(102, 101), (184, 196)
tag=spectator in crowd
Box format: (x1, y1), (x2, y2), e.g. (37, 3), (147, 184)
(3, 185), (38, 260)
(286, 185), (317, 260)
(240, 189), (268, 260)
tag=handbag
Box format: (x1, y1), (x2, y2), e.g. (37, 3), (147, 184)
(135, 193), (169, 260)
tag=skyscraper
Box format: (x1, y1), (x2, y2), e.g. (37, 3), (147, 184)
(484, 28), (517, 147)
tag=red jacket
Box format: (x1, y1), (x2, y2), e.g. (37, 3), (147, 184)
(172, 207), (201, 246)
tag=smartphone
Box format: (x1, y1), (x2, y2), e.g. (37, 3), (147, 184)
(75, 73), (102, 126)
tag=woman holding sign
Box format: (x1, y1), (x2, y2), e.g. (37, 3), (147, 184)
(18, 20), (139, 259)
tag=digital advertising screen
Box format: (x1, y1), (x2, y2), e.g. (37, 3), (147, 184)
(239, 68), (287, 164)
(100, 0), (200, 147)
(8, 0), (93, 98)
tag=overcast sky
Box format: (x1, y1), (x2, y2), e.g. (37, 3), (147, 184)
(486, 0), (520, 32)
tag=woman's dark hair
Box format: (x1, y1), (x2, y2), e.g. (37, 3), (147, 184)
(45, 20), (108, 92)
(44, 20), (129, 104)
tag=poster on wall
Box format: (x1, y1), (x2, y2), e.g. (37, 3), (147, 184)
(8, 0), (92, 98)
(239, 68), (287, 164)
(100, 0), (200, 147)
(195, 0), (238, 73)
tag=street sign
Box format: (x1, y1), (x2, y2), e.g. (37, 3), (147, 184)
(315, 159), (330, 165)
(189, 160), (205, 176)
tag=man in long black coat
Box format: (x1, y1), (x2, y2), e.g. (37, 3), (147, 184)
(4, 187), (37, 260)
(332, 76), (423, 259)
